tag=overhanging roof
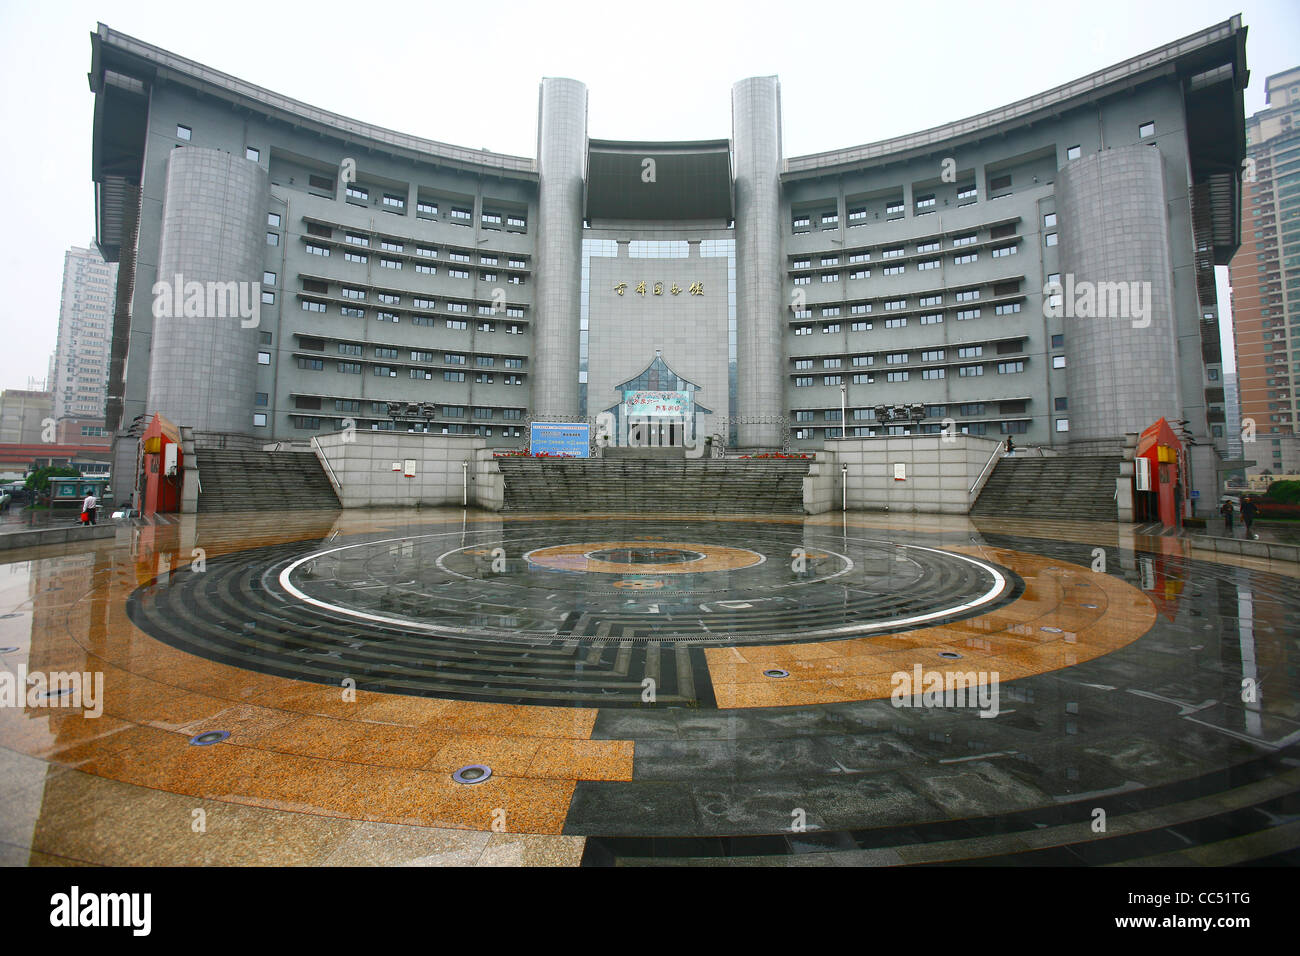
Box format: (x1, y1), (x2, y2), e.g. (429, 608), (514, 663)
(585, 139), (733, 222)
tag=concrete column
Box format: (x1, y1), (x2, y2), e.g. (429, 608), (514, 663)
(533, 77), (588, 419)
(732, 76), (785, 449)
(147, 147), (269, 435)
(1058, 145), (1180, 451)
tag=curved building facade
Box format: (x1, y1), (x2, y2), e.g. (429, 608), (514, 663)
(89, 17), (1246, 498)
(149, 147), (269, 434)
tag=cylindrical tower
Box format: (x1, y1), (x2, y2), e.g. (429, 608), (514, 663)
(147, 147), (269, 434)
(1058, 144), (1180, 450)
(533, 77), (588, 419)
(732, 76), (785, 449)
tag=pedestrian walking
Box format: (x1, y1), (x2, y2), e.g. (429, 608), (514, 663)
(81, 492), (98, 526)
(1241, 497), (1258, 540)
(1219, 499), (1234, 534)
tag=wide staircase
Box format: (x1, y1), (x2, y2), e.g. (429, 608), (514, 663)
(497, 457), (809, 514)
(971, 454), (1122, 521)
(197, 449), (340, 513)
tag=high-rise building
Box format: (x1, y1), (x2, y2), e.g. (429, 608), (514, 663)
(52, 244), (117, 422)
(1229, 65), (1300, 476)
(88, 18), (1246, 500)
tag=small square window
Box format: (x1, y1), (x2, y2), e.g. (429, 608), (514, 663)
(267, 213), (281, 228)
(1054, 397), (1068, 411)
(266, 232), (279, 247)
(1139, 122), (1155, 138)
(1052, 355), (1066, 369)
(1045, 233), (1058, 247)
(253, 413), (267, 427)
(1056, 418), (1069, 432)
(263, 271), (276, 286)
(257, 351), (271, 365)
(255, 393), (268, 407)
(1066, 145), (1081, 161)
(246, 147), (260, 162)
(258, 331), (272, 344)
(1051, 334), (1064, 348)
(176, 125), (192, 141)
(1044, 213), (1057, 228)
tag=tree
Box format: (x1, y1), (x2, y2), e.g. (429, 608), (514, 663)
(1265, 479), (1300, 505)
(25, 465), (80, 494)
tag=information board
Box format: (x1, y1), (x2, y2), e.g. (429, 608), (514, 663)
(623, 390), (691, 417)
(530, 422), (590, 458)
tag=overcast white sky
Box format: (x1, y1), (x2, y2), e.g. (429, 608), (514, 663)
(1, 0), (1296, 391)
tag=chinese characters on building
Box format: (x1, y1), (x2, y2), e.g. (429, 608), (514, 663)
(613, 281), (704, 297)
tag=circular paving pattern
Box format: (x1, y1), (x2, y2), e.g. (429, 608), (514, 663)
(125, 519), (1037, 706)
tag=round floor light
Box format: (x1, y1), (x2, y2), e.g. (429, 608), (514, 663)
(453, 764), (492, 785)
(763, 669), (789, 679)
(937, 651), (962, 660)
(189, 730), (230, 746)
(1081, 603), (1099, 610)
(1040, 626), (1064, 633)
(36, 687), (75, 700)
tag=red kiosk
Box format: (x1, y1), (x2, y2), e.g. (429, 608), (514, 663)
(139, 413), (183, 517)
(1134, 417), (1187, 529)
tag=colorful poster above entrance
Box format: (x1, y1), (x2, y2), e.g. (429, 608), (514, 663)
(530, 422), (590, 458)
(623, 390), (691, 417)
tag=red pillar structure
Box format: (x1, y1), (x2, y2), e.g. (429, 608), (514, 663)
(1135, 418), (1187, 529)
(140, 413), (183, 517)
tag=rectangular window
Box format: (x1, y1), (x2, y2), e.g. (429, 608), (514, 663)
(882, 246), (905, 259)
(921, 350), (945, 361)
(883, 299), (906, 311)
(887, 371), (909, 382)
(444, 371), (465, 383)
(952, 233), (977, 247)
(176, 125), (192, 140)
(266, 232), (279, 247)
(304, 243), (330, 257)
(337, 361), (361, 373)
(915, 194), (936, 210)
(1056, 418), (1070, 432)
(246, 147), (260, 162)
(994, 303), (1021, 315)
(381, 258), (402, 269)
(884, 265), (905, 276)
(253, 412), (266, 427)
(955, 289), (980, 302)
(852, 373), (873, 384)
(417, 201), (438, 216)
(918, 259), (940, 271)
(1043, 213), (1057, 228)
(823, 375), (842, 386)
(991, 245), (1017, 258)
(346, 186), (369, 201)
(919, 313), (943, 325)
(1045, 233), (1058, 247)
(852, 355), (873, 366)
(958, 346), (983, 358)
(886, 352), (909, 364)
(989, 174), (1011, 192)
(345, 233), (369, 247)
(794, 376), (813, 387)
(345, 252), (368, 264)
(922, 368), (945, 380)
(958, 365), (983, 377)
(850, 321), (871, 332)
(997, 361), (1025, 374)
(1066, 145), (1081, 161)
(957, 185), (977, 201)
(296, 357), (323, 370)
(954, 252), (978, 265)
(885, 318), (906, 329)
(1139, 121), (1155, 138)
(301, 300), (327, 313)
(1052, 355), (1066, 369)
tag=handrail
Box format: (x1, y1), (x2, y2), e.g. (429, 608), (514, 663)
(969, 443), (1004, 496)
(311, 437), (342, 497)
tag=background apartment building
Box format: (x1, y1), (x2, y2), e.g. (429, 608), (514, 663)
(1229, 65), (1300, 477)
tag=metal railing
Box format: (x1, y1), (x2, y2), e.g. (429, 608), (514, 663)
(969, 442), (1005, 497)
(310, 437), (343, 498)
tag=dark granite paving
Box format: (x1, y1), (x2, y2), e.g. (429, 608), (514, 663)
(124, 518), (1021, 707)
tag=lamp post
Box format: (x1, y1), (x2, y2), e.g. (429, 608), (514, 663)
(839, 383), (847, 440)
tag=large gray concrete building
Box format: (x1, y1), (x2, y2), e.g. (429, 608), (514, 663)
(89, 17), (1246, 499)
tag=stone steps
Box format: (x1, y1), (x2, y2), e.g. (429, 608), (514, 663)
(971, 455), (1122, 520)
(197, 450), (340, 513)
(497, 458), (810, 514)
